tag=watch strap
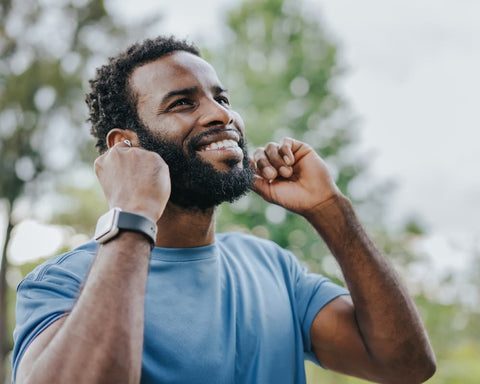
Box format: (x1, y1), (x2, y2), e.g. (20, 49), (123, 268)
(95, 208), (157, 249)
(117, 211), (157, 248)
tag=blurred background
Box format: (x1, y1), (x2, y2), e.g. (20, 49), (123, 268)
(1, 0), (479, 382)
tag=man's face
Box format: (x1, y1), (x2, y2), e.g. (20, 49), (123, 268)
(129, 51), (254, 210)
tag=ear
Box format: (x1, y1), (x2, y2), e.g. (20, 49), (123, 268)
(106, 129), (140, 149)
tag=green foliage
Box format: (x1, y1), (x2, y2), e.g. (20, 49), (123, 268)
(306, 361), (369, 383)
(0, 0), (162, 204)
(414, 294), (480, 383)
(52, 182), (108, 236)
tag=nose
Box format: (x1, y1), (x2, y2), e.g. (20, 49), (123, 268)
(198, 98), (234, 128)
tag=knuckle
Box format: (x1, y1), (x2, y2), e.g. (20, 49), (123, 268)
(280, 138), (293, 149)
(255, 158), (270, 169)
(265, 141), (278, 151)
(253, 147), (266, 160)
(265, 147), (283, 162)
(157, 159), (169, 172)
(93, 157), (103, 172)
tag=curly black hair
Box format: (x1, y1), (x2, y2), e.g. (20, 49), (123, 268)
(86, 36), (201, 154)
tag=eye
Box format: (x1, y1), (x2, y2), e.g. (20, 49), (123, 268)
(168, 98), (193, 110)
(216, 96), (230, 106)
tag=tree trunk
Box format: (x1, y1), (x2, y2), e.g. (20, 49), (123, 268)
(0, 204), (13, 384)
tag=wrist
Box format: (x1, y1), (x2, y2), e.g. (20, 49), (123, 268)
(95, 208), (158, 249)
(109, 203), (159, 223)
(304, 193), (359, 240)
(104, 230), (154, 255)
(304, 193), (351, 221)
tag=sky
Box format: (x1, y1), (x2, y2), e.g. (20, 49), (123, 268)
(5, 0), (480, 283)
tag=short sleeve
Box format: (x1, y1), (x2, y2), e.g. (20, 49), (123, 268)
(289, 254), (349, 365)
(12, 248), (95, 382)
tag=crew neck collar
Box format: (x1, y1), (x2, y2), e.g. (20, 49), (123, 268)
(151, 241), (218, 262)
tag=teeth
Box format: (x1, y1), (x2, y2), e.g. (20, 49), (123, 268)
(203, 139), (239, 151)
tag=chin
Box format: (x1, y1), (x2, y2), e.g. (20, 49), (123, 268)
(222, 157), (243, 169)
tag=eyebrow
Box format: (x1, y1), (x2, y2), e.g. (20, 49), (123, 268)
(212, 85), (229, 95)
(158, 85), (230, 112)
(160, 86), (199, 105)
(162, 85), (229, 102)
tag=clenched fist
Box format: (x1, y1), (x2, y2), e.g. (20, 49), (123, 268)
(252, 137), (341, 217)
(94, 141), (171, 223)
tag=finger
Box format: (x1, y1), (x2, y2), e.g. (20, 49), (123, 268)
(249, 157), (259, 174)
(113, 140), (132, 151)
(279, 137), (295, 165)
(93, 147), (110, 174)
(264, 142), (293, 178)
(253, 147), (277, 180)
(102, 142), (129, 161)
(93, 155), (103, 176)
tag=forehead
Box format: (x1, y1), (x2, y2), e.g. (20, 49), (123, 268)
(129, 51), (223, 99)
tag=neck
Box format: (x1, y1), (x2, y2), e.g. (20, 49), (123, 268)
(155, 202), (216, 248)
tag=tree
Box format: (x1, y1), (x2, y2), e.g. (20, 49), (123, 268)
(0, 0), (155, 381)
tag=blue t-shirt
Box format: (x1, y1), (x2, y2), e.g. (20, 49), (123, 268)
(13, 232), (348, 383)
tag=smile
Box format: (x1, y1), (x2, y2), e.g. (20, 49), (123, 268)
(201, 139), (240, 151)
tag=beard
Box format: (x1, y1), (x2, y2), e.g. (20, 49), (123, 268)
(135, 125), (255, 211)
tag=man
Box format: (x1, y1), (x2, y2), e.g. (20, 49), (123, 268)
(12, 36), (435, 383)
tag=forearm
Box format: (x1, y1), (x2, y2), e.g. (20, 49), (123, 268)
(306, 194), (435, 373)
(22, 232), (151, 384)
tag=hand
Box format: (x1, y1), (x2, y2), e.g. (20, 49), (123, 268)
(252, 137), (341, 216)
(94, 141), (171, 222)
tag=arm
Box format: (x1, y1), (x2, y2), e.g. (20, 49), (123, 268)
(252, 138), (436, 384)
(16, 141), (171, 384)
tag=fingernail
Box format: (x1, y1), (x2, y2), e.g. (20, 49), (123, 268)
(279, 166), (291, 177)
(264, 167), (276, 179)
(283, 155), (291, 165)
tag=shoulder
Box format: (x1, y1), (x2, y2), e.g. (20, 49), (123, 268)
(18, 240), (98, 292)
(12, 241), (98, 378)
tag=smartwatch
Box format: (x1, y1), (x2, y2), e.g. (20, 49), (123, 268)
(94, 207), (157, 249)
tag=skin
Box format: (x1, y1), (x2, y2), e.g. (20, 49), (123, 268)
(15, 51), (436, 383)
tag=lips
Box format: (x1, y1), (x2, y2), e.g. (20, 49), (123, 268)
(193, 129), (242, 152)
(201, 139), (239, 151)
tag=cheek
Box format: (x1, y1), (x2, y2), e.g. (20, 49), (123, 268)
(162, 116), (196, 145)
(135, 104), (159, 132)
(232, 111), (246, 134)
(139, 112), (193, 144)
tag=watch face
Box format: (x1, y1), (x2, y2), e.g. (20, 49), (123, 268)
(95, 208), (121, 242)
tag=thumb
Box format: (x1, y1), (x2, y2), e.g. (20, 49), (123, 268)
(251, 174), (273, 203)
